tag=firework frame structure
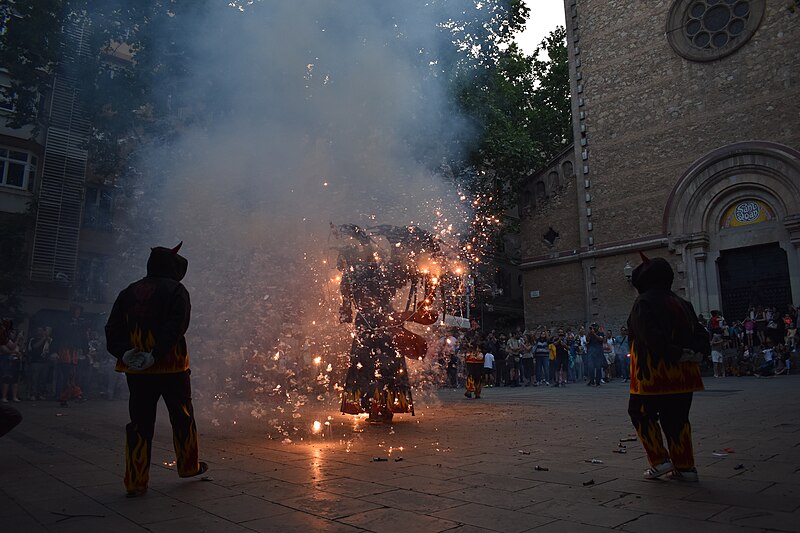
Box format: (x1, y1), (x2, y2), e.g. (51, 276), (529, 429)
(332, 223), (466, 423)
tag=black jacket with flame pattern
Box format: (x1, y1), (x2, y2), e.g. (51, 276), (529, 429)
(105, 245), (191, 374)
(627, 256), (704, 395)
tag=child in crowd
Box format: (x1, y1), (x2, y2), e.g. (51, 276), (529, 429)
(785, 320), (797, 352)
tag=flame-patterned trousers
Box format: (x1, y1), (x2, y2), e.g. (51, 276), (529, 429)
(465, 362), (483, 397)
(124, 370), (201, 492)
(628, 392), (695, 470)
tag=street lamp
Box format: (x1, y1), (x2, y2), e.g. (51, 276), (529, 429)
(623, 260), (633, 282)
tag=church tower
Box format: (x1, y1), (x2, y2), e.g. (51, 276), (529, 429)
(519, 0), (800, 328)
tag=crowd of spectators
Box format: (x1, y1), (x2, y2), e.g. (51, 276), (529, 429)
(702, 304), (798, 378)
(436, 303), (799, 390)
(0, 306), (125, 406)
(435, 323), (632, 390)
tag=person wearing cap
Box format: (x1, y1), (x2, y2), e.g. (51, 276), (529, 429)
(105, 242), (207, 497)
(626, 252), (707, 482)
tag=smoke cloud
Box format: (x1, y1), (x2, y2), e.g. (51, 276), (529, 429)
(114, 1), (488, 439)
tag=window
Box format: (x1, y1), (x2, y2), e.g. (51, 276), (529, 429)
(0, 83), (13, 112)
(562, 160), (574, 178)
(0, 68), (15, 112)
(83, 186), (114, 231)
(548, 171), (560, 190)
(535, 180), (547, 201)
(666, 0), (765, 62)
(0, 147), (37, 191)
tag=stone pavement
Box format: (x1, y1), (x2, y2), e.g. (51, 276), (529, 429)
(1, 376), (799, 533)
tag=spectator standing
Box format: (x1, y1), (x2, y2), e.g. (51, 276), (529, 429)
(786, 320), (797, 352)
(605, 330), (616, 381)
(26, 326), (52, 400)
(711, 329), (725, 377)
(446, 351), (459, 388)
(755, 306), (767, 345)
(518, 332), (534, 386)
(494, 333), (507, 386)
(532, 332), (550, 386)
(586, 324), (605, 386)
(483, 347), (495, 387)
(578, 326), (588, 381)
(743, 316), (755, 348)
(567, 331), (579, 383)
(614, 327), (630, 382)
(553, 329), (569, 387)
(548, 335), (557, 384)
(506, 332), (524, 386)
(0, 319), (21, 403)
(766, 310), (783, 348)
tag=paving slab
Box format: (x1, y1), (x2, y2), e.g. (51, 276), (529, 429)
(1, 375), (799, 532)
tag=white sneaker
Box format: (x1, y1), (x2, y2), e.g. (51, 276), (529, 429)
(670, 469), (699, 482)
(643, 461), (674, 479)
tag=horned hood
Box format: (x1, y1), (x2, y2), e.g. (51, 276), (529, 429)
(631, 254), (674, 293)
(146, 242), (188, 281)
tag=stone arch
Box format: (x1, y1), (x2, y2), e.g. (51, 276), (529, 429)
(665, 141), (800, 237)
(547, 170), (559, 190)
(535, 180), (546, 201)
(561, 160), (574, 178)
(663, 141), (800, 316)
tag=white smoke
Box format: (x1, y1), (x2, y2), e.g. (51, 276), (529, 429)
(117, 1), (493, 438)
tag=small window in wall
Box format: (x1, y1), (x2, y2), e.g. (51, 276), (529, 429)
(535, 180), (546, 201)
(83, 186), (114, 232)
(562, 160), (574, 178)
(0, 147), (37, 191)
(0, 84), (14, 112)
(720, 199), (775, 229)
(548, 171), (559, 190)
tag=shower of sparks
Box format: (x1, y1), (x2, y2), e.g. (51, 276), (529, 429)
(202, 178), (499, 446)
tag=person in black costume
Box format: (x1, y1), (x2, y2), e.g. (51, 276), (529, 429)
(105, 242), (207, 497)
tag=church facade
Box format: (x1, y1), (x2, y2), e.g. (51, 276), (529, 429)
(519, 0), (800, 330)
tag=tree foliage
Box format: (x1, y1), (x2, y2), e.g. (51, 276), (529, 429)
(456, 25), (572, 208)
(451, 25), (571, 266)
(1, 0), (570, 259)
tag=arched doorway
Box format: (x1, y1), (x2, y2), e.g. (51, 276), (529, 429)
(664, 141), (800, 316)
(717, 243), (791, 321)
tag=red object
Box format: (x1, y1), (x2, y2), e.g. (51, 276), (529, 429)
(639, 251), (650, 263)
(392, 327), (427, 359)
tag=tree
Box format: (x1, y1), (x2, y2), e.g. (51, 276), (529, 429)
(450, 25), (572, 267)
(1, 0), (569, 272)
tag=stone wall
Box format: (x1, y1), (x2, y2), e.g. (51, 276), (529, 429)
(578, 0), (800, 243)
(522, 260), (586, 330)
(518, 0), (800, 327)
(519, 148), (582, 259)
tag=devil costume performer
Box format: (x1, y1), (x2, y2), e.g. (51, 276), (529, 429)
(626, 253), (707, 482)
(463, 337), (484, 399)
(335, 224), (438, 423)
(105, 242), (207, 496)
